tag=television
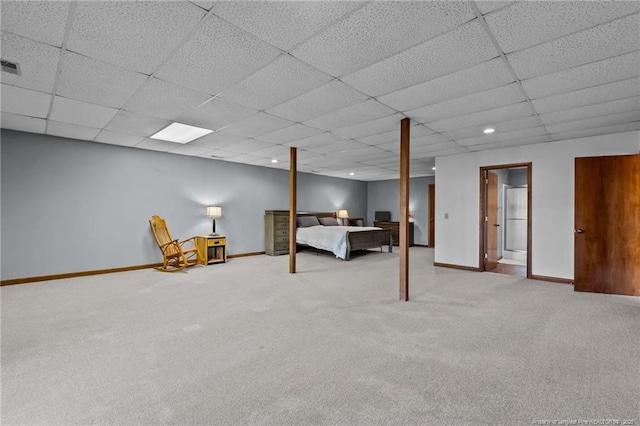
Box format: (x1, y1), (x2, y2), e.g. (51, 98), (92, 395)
(374, 211), (391, 221)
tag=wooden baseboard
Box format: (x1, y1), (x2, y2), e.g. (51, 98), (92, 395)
(1, 251), (267, 286)
(0, 263), (163, 286)
(228, 251), (264, 259)
(433, 262), (481, 272)
(531, 274), (573, 285)
(413, 244), (429, 248)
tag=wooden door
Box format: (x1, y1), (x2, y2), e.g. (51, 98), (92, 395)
(575, 154), (640, 296)
(428, 184), (435, 247)
(486, 171), (499, 271)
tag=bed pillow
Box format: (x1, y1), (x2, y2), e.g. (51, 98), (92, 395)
(297, 216), (321, 228)
(319, 217), (340, 226)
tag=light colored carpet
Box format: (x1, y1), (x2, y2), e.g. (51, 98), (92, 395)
(2, 248), (638, 425)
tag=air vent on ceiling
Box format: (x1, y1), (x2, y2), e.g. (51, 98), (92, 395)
(1, 59), (20, 75)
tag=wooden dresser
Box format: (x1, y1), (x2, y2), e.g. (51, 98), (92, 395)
(373, 221), (414, 246)
(265, 210), (290, 255)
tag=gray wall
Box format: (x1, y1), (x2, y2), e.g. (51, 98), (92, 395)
(366, 176), (435, 245)
(507, 168), (528, 186)
(1, 130), (367, 280)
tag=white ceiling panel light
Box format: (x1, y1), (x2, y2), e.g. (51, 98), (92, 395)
(151, 122), (213, 144)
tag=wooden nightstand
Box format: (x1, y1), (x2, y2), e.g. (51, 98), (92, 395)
(196, 235), (227, 265)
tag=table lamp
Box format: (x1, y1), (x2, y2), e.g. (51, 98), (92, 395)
(206, 206), (222, 235)
(337, 209), (349, 226)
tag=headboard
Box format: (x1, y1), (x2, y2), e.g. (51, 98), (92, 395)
(296, 211), (337, 219)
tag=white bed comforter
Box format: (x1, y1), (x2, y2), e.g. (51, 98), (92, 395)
(296, 225), (382, 259)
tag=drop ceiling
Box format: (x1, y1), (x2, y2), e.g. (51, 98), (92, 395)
(1, 1), (639, 181)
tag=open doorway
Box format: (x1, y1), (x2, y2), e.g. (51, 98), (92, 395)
(479, 163), (532, 278)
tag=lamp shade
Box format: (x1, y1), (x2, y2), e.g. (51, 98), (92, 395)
(206, 206), (222, 218)
(337, 209), (349, 219)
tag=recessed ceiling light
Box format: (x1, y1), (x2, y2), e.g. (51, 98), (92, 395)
(432, 166), (436, 170)
(349, 172), (355, 176)
(271, 159), (278, 163)
(483, 128), (495, 134)
(151, 122), (213, 144)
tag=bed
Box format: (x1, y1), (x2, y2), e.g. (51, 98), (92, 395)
(295, 212), (392, 260)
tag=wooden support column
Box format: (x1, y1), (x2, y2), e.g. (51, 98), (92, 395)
(289, 147), (297, 273)
(399, 118), (410, 301)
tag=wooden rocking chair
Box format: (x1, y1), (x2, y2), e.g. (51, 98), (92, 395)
(149, 215), (201, 272)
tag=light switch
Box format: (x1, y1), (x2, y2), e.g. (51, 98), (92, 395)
(444, 213), (449, 219)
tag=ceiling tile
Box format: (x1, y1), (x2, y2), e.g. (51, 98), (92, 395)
(167, 143), (214, 156)
(190, 1), (215, 12)
(428, 101), (535, 133)
(531, 78), (640, 114)
(418, 146), (469, 157)
(282, 132), (344, 149)
(197, 148), (238, 160)
(94, 130), (145, 147)
(342, 21), (499, 97)
(134, 138), (182, 152)
(545, 110), (640, 134)
(0, 33), (60, 93)
(124, 78), (211, 121)
(521, 51), (640, 99)
(225, 153), (265, 164)
(217, 55), (332, 110)
(411, 141), (461, 155)
(338, 145), (390, 159)
(248, 144), (291, 159)
(332, 113), (405, 140)
(0, 1), (69, 46)
(467, 135), (553, 152)
(291, 1), (475, 76)
(47, 120), (100, 140)
(411, 134), (452, 148)
(188, 131), (249, 150)
(1, 112), (46, 134)
(309, 156), (357, 169)
(68, 2), (205, 74)
(378, 58), (514, 111)
(362, 156), (399, 167)
(266, 80), (368, 123)
(354, 130), (397, 146)
(508, 14), (639, 80)
(304, 99), (396, 131)
(307, 139), (368, 155)
(351, 148), (394, 162)
(456, 126), (549, 147)
(212, 1), (360, 51)
(485, 1), (640, 53)
(57, 52), (148, 109)
(408, 83), (525, 124)
(476, 1), (515, 15)
(221, 112), (294, 138)
(443, 115), (542, 141)
(178, 97), (258, 131)
(49, 96), (118, 128)
(1, 85), (51, 118)
(549, 121), (640, 142)
(156, 15), (281, 95)
(257, 124), (325, 144)
(105, 111), (171, 137)
(540, 97), (640, 126)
